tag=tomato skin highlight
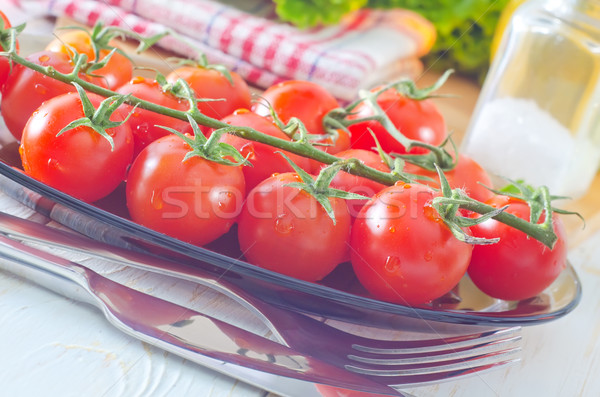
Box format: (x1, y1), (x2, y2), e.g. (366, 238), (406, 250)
(126, 134), (246, 247)
(1, 50), (107, 141)
(20, 91), (134, 203)
(116, 76), (193, 157)
(348, 86), (446, 154)
(468, 195), (568, 301)
(237, 172), (351, 282)
(217, 110), (312, 191)
(350, 183), (473, 306)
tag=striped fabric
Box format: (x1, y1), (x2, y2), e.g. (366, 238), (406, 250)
(43, 0), (436, 100)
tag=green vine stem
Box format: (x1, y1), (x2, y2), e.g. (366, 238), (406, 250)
(323, 70), (456, 171)
(0, 30), (567, 249)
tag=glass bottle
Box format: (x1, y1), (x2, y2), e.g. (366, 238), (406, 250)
(461, 0), (600, 199)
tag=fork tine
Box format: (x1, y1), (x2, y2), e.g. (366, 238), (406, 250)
(359, 356), (521, 390)
(349, 335), (522, 365)
(346, 344), (521, 375)
(350, 327), (522, 354)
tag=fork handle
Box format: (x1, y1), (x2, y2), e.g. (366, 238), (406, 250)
(0, 235), (96, 305)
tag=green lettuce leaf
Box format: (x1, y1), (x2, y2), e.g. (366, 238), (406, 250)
(271, 0), (510, 81)
(273, 0), (368, 28)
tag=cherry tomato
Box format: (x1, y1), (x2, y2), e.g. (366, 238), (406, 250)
(404, 153), (495, 203)
(20, 91), (134, 203)
(326, 149), (390, 219)
(217, 110), (312, 190)
(0, 10), (17, 89)
(252, 80), (348, 172)
(237, 172), (351, 282)
(116, 76), (193, 157)
(126, 134), (246, 247)
(166, 66), (252, 131)
(1, 50), (107, 141)
(46, 29), (133, 89)
(253, 80), (340, 135)
(350, 182), (473, 306)
(348, 86), (446, 154)
(468, 195), (568, 301)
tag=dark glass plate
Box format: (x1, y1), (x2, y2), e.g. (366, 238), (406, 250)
(0, 129), (582, 328)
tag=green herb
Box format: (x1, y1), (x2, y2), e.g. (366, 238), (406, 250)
(271, 0), (510, 81)
(273, 0), (368, 28)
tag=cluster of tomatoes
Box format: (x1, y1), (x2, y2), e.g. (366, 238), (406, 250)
(0, 12), (568, 306)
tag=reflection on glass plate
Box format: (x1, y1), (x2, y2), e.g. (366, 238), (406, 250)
(0, 135), (582, 328)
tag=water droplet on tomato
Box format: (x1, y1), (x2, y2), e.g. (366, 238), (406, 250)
(132, 76), (145, 84)
(233, 108), (250, 115)
(34, 83), (48, 95)
(424, 251), (433, 262)
(274, 213), (294, 234)
(47, 158), (60, 170)
(423, 203), (440, 222)
(384, 256), (401, 273)
(240, 142), (255, 160)
(271, 172), (280, 178)
(38, 54), (50, 63)
(388, 226), (396, 233)
(394, 181), (405, 187)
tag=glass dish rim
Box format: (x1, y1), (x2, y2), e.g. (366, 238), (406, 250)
(0, 160), (583, 326)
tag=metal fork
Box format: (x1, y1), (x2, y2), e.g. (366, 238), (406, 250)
(0, 212), (522, 394)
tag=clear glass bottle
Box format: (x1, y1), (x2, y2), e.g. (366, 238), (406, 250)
(461, 0), (600, 199)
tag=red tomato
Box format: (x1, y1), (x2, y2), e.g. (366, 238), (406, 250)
(46, 29), (133, 89)
(0, 10), (17, 88)
(126, 134), (246, 247)
(350, 182), (473, 306)
(1, 50), (107, 141)
(116, 76), (193, 157)
(252, 80), (340, 135)
(468, 195), (568, 301)
(237, 172), (351, 282)
(217, 110), (312, 190)
(404, 153), (495, 203)
(348, 86), (446, 154)
(326, 149), (390, 219)
(20, 91), (134, 203)
(252, 80), (348, 171)
(166, 66), (252, 131)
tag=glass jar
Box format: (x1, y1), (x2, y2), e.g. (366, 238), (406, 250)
(461, 0), (600, 199)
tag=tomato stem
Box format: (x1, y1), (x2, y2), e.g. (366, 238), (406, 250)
(324, 71), (457, 171)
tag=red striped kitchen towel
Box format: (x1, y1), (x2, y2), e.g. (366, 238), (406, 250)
(38, 0), (435, 100)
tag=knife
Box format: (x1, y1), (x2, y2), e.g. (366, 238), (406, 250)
(0, 216), (410, 397)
